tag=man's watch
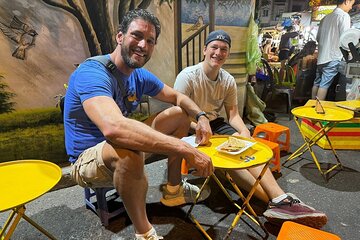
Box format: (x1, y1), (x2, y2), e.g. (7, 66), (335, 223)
(196, 111), (208, 121)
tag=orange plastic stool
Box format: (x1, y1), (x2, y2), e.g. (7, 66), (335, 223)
(254, 137), (281, 172)
(181, 159), (189, 175)
(253, 122), (290, 152)
(277, 221), (341, 240)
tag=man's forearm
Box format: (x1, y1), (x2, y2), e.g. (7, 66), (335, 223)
(176, 93), (203, 120)
(229, 117), (250, 137)
(106, 117), (193, 157)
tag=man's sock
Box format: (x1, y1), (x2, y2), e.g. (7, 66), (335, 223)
(166, 184), (180, 194)
(271, 193), (288, 203)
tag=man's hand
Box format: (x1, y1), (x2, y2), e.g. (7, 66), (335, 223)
(195, 116), (212, 145)
(239, 129), (251, 139)
(186, 149), (214, 177)
(233, 129), (252, 139)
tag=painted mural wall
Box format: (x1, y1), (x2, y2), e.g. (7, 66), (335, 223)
(181, 0), (253, 57)
(0, 0), (175, 110)
(0, 0), (252, 111)
(0, 0), (88, 110)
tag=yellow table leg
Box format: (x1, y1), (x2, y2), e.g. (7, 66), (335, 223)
(0, 205), (57, 240)
(1, 206), (25, 240)
(285, 116), (343, 181)
(224, 161), (270, 240)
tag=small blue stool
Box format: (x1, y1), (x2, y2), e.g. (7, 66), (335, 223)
(84, 187), (125, 226)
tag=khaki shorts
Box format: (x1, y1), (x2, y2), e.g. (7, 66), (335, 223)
(71, 141), (114, 188)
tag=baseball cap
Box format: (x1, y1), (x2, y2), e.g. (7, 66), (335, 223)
(205, 30), (231, 47)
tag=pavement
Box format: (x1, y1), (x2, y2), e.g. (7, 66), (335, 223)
(1, 110), (360, 239)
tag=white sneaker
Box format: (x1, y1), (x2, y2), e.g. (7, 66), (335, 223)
(135, 235), (163, 240)
(160, 179), (211, 207)
(135, 227), (163, 240)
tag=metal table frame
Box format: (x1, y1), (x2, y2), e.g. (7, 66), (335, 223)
(186, 136), (273, 240)
(285, 105), (354, 181)
(0, 160), (61, 240)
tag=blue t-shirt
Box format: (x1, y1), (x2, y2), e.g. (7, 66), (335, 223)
(64, 55), (164, 163)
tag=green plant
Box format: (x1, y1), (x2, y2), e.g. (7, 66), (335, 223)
(0, 108), (67, 164)
(0, 124), (66, 164)
(0, 107), (62, 132)
(0, 74), (16, 114)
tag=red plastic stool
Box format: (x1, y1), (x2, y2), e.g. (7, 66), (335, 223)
(254, 137), (281, 172)
(253, 122), (290, 152)
(277, 221), (340, 240)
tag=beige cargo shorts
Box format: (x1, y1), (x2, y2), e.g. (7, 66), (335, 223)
(71, 141), (114, 188)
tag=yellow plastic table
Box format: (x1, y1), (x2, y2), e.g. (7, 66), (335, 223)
(0, 160), (62, 240)
(186, 135), (273, 240)
(286, 105), (354, 181)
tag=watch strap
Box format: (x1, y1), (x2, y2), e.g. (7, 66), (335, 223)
(196, 111), (208, 121)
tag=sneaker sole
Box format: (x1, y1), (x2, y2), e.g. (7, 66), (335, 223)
(160, 184), (211, 207)
(265, 215), (328, 229)
(160, 192), (210, 207)
(160, 197), (187, 207)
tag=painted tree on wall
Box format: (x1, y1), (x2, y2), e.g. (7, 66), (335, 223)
(41, 0), (172, 56)
(41, 0), (250, 56)
(0, 75), (16, 114)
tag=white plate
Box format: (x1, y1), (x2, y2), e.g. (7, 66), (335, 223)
(340, 28), (360, 51)
(216, 139), (255, 155)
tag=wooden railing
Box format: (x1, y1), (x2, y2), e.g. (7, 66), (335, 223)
(178, 24), (209, 72)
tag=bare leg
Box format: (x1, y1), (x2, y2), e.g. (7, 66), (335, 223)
(149, 106), (191, 185)
(316, 87), (328, 100)
(248, 166), (285, 200)
(226, 165), (285, 203)
(102, 143), (152, 234)
(311, 85), (319, 99)
(279, 60), (287, 83)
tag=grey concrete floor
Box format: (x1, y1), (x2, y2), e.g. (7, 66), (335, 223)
(1, 112), (360, 240)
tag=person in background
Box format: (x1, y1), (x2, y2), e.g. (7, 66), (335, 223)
(278, 26), (299, 81)
(64, 9), (214, 240)
(288, 40), (317, 71)
(263, 39), (279, 62)
(312, 0), (355, 100)
(174, 30), (328, 229)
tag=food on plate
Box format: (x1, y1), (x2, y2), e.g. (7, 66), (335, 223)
(220, 137), (246, 152)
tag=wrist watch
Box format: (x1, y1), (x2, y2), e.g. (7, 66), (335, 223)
(196, 111), (208, 121)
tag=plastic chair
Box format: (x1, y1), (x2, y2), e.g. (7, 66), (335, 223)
(254, 137), (281, 172)
(273, 66), (295, 120)
(253, 122), (290, 152)
(277, 221), (341, 240)
(258, 59), (295, 120)
(84, 187), (125, 226)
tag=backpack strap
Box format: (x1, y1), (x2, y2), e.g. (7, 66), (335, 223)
(86, 56), (133, 113)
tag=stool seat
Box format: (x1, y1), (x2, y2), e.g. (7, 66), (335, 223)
(254, 137), (281, 172)
(253, 122), (290, 152)
(277, 221), (340, 240)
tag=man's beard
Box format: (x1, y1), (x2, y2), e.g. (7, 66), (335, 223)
(121, 44), (150, 69)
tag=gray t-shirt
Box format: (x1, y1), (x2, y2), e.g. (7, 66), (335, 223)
(174, 62), (237, 121)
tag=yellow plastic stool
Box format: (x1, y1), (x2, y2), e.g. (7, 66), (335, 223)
(253, 122), (290, 152)
(277, 221), (341, 240)
(254, 137), (281, 172)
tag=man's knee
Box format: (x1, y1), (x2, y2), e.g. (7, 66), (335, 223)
(112, 149), (145, 180)
(166, 106), (189, 120)
(150, 106), (190, 135)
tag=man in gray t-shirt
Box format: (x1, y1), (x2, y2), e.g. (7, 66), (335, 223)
(174, 30), (328, 229)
